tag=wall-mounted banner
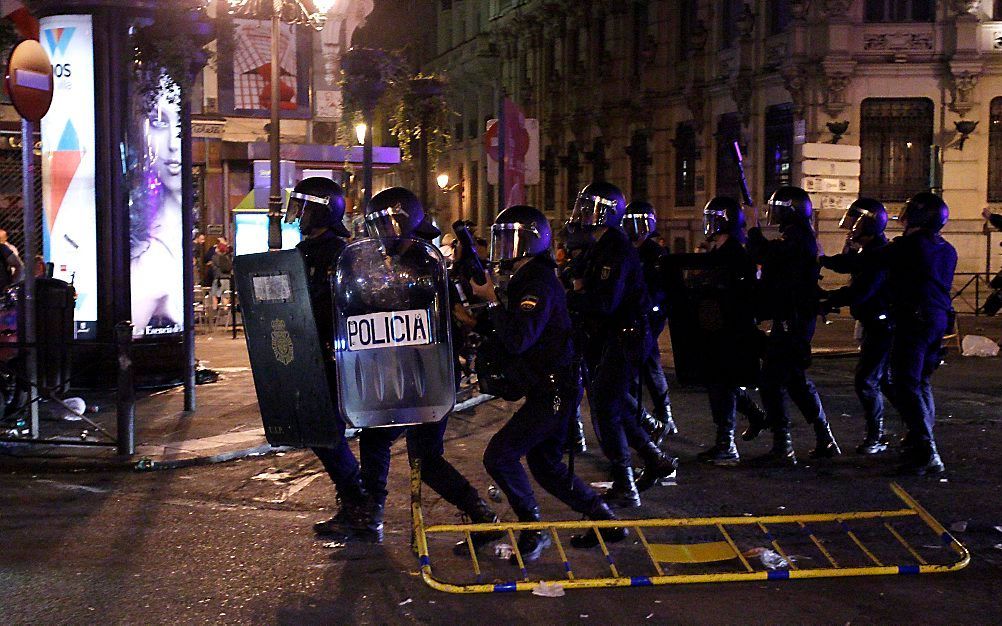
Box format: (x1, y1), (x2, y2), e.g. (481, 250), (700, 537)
(127, 76), (184, 338)
(40, 14), (97, 338)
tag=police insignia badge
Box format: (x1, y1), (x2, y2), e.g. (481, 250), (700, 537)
(600, 265), (612, 280)
(520, 295), (540, 311)
(271, 319), (295, 365)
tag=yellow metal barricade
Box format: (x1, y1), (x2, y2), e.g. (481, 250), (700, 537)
(409, 461), (969, 594)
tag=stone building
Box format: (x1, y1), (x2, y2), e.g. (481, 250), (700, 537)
(428, 0), (1002, 281)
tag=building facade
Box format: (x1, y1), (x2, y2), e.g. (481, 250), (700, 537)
(428, 0), (1002, 277)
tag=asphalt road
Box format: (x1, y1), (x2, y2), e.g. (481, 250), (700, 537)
(3, 351), (1002, 624)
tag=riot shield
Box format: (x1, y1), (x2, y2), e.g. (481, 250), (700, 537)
(334, 238), (454, 428)
(662, 253), (760, 387)
(233, 250), (339, 447)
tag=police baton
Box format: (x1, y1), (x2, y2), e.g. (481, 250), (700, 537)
(732, 141), (757, 226)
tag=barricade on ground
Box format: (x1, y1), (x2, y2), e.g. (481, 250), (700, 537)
(409, 463), (968, 594)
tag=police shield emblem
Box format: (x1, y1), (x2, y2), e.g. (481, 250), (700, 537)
(271, 319), (294, 365)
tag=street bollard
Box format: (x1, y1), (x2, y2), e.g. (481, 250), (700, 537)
(115, 321), (135, 456)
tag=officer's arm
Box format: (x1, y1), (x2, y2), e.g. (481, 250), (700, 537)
(489, 281), (551, 354)
(819, 251), (864, 274)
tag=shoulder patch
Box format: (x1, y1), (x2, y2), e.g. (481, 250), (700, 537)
(519, 295), (540, 311)
(600, 265), (612, 280)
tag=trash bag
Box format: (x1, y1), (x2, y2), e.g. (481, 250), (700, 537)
(961, 335), (1000, 358)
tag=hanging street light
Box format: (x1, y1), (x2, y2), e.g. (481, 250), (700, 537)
(226, 0), (341, 250)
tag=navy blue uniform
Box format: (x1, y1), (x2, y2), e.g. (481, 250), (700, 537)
(823, 230), (957, 454)
(482, 255), (603, 519)
(351, 239), (485, 514)
(748, 221), (830, 442)
(567, 227), (654, 468)
(822, 235), (894, 444)
(297, 232), (365, 501)
(634, 237), (672, 419)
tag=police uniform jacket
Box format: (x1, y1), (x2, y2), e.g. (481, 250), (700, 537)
(566, 226), (651, 339)
(638, 237), (668, 325)
(704, 237), (761, 384)
(823, 230), (956, 326)
(748, 220), (819, 333)
(488, 254), (574, 383)
(821, 235), (891, 325)
(296, 230), (346, 354)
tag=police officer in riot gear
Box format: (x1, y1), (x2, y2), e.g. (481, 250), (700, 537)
(821, 192), (956, 475)
(470, 204), (627, 563)
(819, 199), (894, 454)
(694, 196), (761, 465)
(324, 187), (502, 548)
(623, 200), (678, 444)
(284, 177), (373, 540)
(566, 182), (677, 506)
(748, 186), (840, 466)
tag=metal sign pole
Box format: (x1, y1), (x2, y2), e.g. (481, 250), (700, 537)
(21, 118), (38, 436)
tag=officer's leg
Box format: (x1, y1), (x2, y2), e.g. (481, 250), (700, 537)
(313, 420), (389, 541)
(737, 387), (769, 441)
(756, 336), (797, 465)
(889, 331), (927, 460)
(359, 427), (404, 508)
(855, 323), (891, 453)
(899, 326), (946, 474)
(483, 401), (551, 562)
(641, 338), (677, 438)
(787, 366), (840, 459)
(588, 341), (640, 505)
(697, 384), (740, 465)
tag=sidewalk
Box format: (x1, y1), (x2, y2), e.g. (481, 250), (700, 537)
(3, 313), (1000, 471)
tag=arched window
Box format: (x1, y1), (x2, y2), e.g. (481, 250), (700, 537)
(865, 0), (934, 22)
(989, 97), (1002, 202)
(860, 98), (934, 201)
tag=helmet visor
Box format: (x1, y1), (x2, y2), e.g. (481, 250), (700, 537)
(703, 209), (727, 239)
(764, 198), (793, 227)
(489, 223), (541, 263)
(569, 194), (617, 228)
(364, 206), (408, 238)
(837, 208), (858, 230)
(285, 191), (329, 224)
(622, 213), (653, 242)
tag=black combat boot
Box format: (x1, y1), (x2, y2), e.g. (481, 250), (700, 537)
(753, 431), (797, 467)
(313, 485), (368, 536)
(809, 421), (842, 459)
(696, 431), (740, 466)
(570, 500), (629, 549)
(897, 440), (945, 476)
(857, 417), (888, 454)
(657, 404), (679, 437)
(605, 464), (642, 508)
(452, 497), (506, 555)
(510, 507), (551, 564)
(635, 443), (679, 492)
(740, 402), (769, 441)
(639, 409), (669, 448)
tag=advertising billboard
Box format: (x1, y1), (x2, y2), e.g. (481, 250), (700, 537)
(40, 14), (97, 338)
(127, 76), (184, 338)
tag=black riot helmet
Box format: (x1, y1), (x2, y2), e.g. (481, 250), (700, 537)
(839, 197), (885, 231)
(703, 196), (746, 241)
(490, 204), (552, 264)
(285, 177), (350, 237)
(569, 181), (627, 229)
(764, 185), (813, 228)
(899, 191), (949, 233)
(845, 198), (888, 242)
(622, 200), (657, 242)
(364, 186), (441, 239)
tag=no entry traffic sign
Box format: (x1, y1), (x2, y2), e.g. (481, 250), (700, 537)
(6, 39), (53, 122)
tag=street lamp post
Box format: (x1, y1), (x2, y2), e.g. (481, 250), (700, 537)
(227, 0), (339, 250)
(436, 172), (464, 221)
(341, 48), (389, 214)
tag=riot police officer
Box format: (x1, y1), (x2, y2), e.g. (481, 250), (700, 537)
(623, 200), (678, 444)
(694, 196), (760, 465)
(821, 192), (956, 475)
(819, 199), (894, 454)
(283, 177), (374, 540)
(566, 182), (677, 506)
(325, 187), (502, 548)
(470, 204), (627, 563)
(748, 186), (839, 465)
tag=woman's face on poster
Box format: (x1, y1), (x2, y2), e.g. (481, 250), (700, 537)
(149, 90), (182, 194)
